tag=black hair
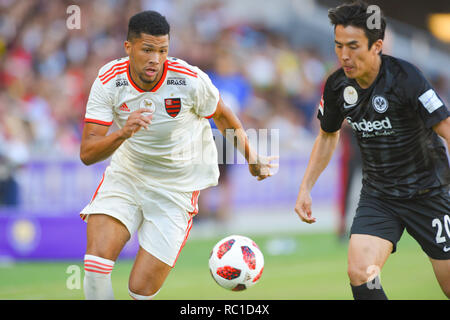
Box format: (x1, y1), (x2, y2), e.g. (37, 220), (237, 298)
(127, 11), (170, 41)
(328, 1), (386, 49)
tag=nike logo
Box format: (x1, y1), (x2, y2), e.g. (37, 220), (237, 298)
(444, 246), (450, 253)
(344, 102), (358, 109)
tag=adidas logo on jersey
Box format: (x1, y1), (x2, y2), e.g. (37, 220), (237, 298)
(346, 116), (392, 132)
(119, 103), (130, 112)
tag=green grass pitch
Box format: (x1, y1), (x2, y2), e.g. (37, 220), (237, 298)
(0, 231), (445, 300)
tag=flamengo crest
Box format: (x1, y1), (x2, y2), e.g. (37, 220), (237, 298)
(165, 98), (181, 117)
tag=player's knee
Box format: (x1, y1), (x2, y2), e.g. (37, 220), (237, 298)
(347, 263), (372, 286)
(85, 239), (118, 261)
(128, 285), (160, 300)
(128, 277), (161, 299)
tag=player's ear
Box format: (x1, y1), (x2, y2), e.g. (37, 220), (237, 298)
(124, 40), (132, 56)
(371, 39), (383, 55)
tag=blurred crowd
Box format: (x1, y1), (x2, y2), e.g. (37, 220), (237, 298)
(0, 0), (449, 207)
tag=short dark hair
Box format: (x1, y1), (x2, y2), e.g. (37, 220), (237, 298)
(127, 11), (170, 41)
(328, 1), (386, 49)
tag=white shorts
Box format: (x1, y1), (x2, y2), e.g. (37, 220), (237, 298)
(80, 165), (200, 267)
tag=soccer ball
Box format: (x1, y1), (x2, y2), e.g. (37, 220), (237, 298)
(208, 235), (264, 291)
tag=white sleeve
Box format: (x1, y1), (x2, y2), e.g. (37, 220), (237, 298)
(84, 77), (114, 125)
(193, 68), (220, 118)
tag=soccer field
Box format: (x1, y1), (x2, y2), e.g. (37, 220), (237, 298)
(0, 231), (445, 300)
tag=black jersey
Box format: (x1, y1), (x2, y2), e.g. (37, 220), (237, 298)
(318, 55), (450, 199)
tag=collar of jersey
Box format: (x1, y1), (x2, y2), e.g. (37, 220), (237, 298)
(126, 60), (168, 93)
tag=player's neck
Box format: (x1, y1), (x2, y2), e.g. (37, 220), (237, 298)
(355, 55), (382, 89)
(129, 65), (163, 91)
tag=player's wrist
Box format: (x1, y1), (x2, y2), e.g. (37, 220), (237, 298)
(116, 128), (130, 140)
(246, 150), (258, 165)
(299, 183), (313, 194)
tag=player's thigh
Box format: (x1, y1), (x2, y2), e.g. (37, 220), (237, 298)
(348, 234), (393, 285)
(348, 195), (403, 285)
(128, 189), (199, 295)
(138, 189), (199, 267)
(128, 246), (172, 296)
(429, 258), (450, 298)
(86, 213), (131, 261)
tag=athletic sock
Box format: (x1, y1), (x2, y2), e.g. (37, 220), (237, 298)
(351, 276), (388, 300)
(83, 254), (115, 300)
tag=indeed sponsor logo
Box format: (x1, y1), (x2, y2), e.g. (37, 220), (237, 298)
(346, 116), (392, 132)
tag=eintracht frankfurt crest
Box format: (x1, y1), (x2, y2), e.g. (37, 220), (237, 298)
(372, 95), (389, 113)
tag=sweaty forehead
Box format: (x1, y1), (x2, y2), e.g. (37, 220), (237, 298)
(334, 25), (368, 44)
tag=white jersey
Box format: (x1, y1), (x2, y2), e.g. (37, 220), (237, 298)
(84, 56), (220, 192)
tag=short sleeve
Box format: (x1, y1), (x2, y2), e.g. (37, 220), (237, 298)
(84, 77), (114, 126)
(193, 68), (220, 118)
(406, 66), (449, 128)
(317, 75), (344, 132)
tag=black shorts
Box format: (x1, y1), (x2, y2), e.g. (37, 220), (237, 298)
(350, 189), (450, 260)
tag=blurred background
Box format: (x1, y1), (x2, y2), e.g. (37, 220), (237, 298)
(0, 0), (449, 299)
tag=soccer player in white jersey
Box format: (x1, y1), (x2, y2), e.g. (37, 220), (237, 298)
(79, 11), (276, 300)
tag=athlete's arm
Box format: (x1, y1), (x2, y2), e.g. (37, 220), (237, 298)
(295, 128), (340, 223)
(80, 109), (153, 165)
(212, 97), (276, 180)
(432, 116), (450, 151)
(212, 97), (256, 163)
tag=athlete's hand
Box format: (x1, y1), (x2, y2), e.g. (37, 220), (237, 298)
(295, 189), (316, 224)
(119, 108), (153, 139)
(248, 155), (279, 181)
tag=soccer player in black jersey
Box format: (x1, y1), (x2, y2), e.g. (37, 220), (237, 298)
(295, 1), (450, 299)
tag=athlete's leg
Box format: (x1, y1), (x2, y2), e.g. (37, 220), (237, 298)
(347, 234), (392, 299)
(84, 214), (131, 300)
(348, 234), (392, 285)
(429, 258), (450, 298)
(348, 192), (406, 299)
(128, 246), (172, 299)
(86, 214), (131, 259)
(128, 189), (199, 300)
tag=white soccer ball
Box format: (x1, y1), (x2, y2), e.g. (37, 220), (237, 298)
(208, 235), (264, 291)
